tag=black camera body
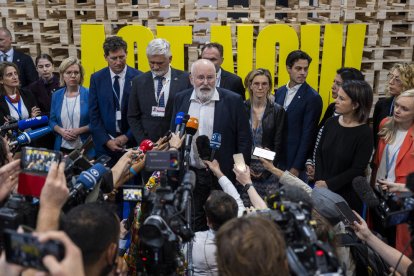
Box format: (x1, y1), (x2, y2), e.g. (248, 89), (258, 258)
(375, 191), (414, 227)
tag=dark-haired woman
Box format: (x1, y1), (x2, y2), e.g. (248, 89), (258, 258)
(0, 62), (40, 126)
(314, 80), (374, 214)
(27, 54), (60, 148)
(244, 68), (285, 197)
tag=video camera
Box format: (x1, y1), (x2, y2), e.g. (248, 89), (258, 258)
(251, 189), (342, 276)
(135, 151), (194, 275)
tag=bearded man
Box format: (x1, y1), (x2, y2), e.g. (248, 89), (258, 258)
(128, 38), (192, 145)
(171, 59), (251, 231)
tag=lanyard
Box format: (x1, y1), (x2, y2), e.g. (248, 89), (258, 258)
(385, 143), (402, 179)
(65, 94), (78, 129)
(5, 96), (22, 119)
(389, 97), (395, 116)
(154, 78), (170, 106)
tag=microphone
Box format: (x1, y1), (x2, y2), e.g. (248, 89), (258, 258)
(179, 114), (190, 138)
(9, 126), (53, 146)
(352, 176), (380, 208)
(0, 116), (49, 132)
(129, 139), (155, 176)
(196, 135), (211, 161)
(183, 117), (199, 170)
(69, 163), (109, 199)
(174, 112), (185, 133)
(209, 133), (221, 161)
(138, 139), (154, 154)
(180, 170), (196, 211)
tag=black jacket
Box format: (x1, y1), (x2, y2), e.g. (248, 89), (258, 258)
(244, 99), (285, 165)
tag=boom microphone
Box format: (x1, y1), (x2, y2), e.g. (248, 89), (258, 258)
(9, 126), (53, 146)
(69, 163), (109, 199)
(352, 176), (380, 208)
(179, 114), (190, 138)
(180, 170), (196, 211)
(174, 112), (185, 133)
(209, 133), (221, 161)
(196, 135), (211, 161)
(0, 116), (49, 132)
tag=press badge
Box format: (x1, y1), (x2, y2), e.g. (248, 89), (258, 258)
(116, 110), (122, 120)
(151, 106), (165, 117)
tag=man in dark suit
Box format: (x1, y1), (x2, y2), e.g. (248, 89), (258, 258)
(275, 50), (322, 180)
(128, 38), (192, 145)
(89, 36), (142, 162)
(201, 42), (245, 99)
(0, 27), (38, 88)
(171, 59), (251, 231)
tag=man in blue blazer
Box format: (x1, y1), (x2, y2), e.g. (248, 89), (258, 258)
(171, 59), (251, 230)
(128, 38), (192, 145)
(89, 36), (142, 161)
(275, 50), (322, 180)
(0, 27), (38, 88)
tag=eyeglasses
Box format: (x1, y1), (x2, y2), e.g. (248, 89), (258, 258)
(195, 75), (216, 82)
(387, 73), (403, 85)
(64, 71), (80, 77)
(252, 82), (269, 88)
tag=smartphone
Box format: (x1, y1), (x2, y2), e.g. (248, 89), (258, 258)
(3, 229), (64, 271)
(95, 154), (111, 166)
(335, 202), (360, 226)
(233, 153), (246, 171)
(145, 151), (180, 171)
(252, 147), (276, 161)
(122, 185), (143, 202)
(18, 147), (63, 197)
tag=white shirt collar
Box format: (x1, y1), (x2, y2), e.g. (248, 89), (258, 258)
(152, 66), (171, 80)
(286, 81), (302, 93)
(0, 48), (13, 60)
(190, 88), (220, 103)
(109, 65), (127, 79)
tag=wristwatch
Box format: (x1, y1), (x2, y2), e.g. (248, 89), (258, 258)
(243, 184), (252, 193)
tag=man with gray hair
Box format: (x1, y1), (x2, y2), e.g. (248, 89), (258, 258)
(171, 59), (251, 231)
(128, 38), (192, 144)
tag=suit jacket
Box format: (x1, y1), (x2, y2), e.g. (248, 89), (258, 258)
(220, 68), (245, 100)
(49, 86), (90, 150)
(275, 82), (322, 171)
(128, 68), (192, 144)
(171, 88), (252, 181)
(372, 96), (394, 148)
(13, 50), (38, 88)
(0, 88), (38, 125)
(89, 66), (142, 156)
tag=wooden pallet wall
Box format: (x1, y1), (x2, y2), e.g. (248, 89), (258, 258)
(0, 0), (413, 98)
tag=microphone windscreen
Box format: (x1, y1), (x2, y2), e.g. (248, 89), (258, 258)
(210, 133), (221, 150)
(175, 112), (185, 126)
(182, 114), (190, 124)
(77, 163), (109, 190)
(183, 171), (196, 190)
(352, 176), (380, 208)
(196, 135), (211, 160)
(185, 117), (199, 135)
(16, 126), (52, 145)
(139, 139), (154, 153)
(18, 116), (48, 130)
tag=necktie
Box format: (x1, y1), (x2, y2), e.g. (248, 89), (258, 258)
(1, 53), (8, 62)
(113, 75), (120, 109)
(155, 76), (165, 107)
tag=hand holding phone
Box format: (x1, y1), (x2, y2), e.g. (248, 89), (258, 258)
(252, 147), (276, 161)
(233, 153), (246, 172)
(335, 202), (360, 226)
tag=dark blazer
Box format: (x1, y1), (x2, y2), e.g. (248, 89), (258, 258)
(89, 66), (142, 157)
(49, 86), (90, 150)
(275, 82), (322, 171)
(127, 68), (192, 144)
(244, 99), (285, 165)
(171, 88), (252, 181)
(0, 88), (38, 125)
(13, 50), (38, 88)
(27, 73), (60, 117)
(220, 68), (245, 100)
(372, 96), (394, 148)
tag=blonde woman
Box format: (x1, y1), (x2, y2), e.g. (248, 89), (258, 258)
(372, 90), (414, 256)
(49, 57), (90, 153)
(373, 63), (414, 145)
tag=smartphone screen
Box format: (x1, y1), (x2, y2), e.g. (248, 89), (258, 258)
(21, 147), (62, 174)
(252, 147), (276, 161)
(3, 229), (64, 271)
(335, 202), (360, 226)
(122, 185), (143, 202)
(145, 151), (180, 171)
(233, 153), (246, 171)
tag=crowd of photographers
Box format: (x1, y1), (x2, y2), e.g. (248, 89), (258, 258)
(0, 26), (414, 276)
